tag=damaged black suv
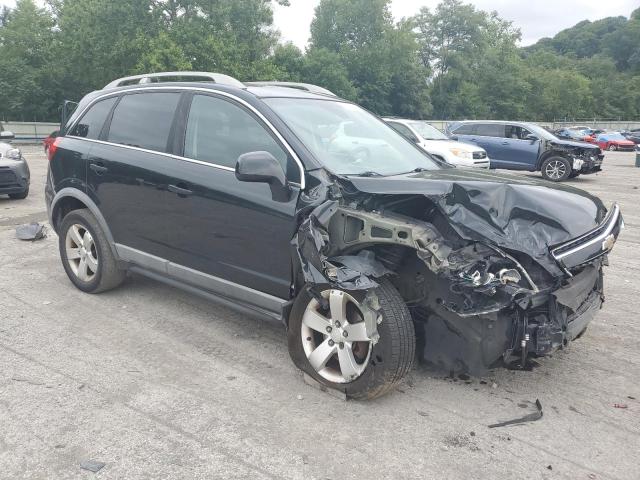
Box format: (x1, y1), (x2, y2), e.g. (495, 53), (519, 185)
(46, 72), (624, 399)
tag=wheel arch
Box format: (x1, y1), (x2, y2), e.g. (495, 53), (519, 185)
(50, 188), (119, 259)
(537, 149), (570, 170)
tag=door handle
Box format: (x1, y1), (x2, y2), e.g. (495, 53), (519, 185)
(89, 162), (108, 175)
(168, 184), (193, 197)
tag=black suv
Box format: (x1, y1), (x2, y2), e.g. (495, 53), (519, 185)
(46, 72), (623, 399)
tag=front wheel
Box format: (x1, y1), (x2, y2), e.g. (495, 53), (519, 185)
(608, 144), (617, 151)
(288, 279), (415, 400)
(541, 157), (572, 182)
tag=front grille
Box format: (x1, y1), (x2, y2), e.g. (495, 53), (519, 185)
(0, 169), (17, 186)
(472, 151), (487, 159)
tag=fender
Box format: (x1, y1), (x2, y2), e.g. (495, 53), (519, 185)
(49, 187), (119, 260)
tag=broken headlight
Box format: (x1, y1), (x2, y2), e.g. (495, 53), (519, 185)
(448, 148), (473, 159)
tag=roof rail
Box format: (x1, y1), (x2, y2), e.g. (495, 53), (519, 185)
(245, 81), (337, 97)
(104, 71), (245, 89)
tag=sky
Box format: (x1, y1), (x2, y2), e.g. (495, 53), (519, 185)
(273, 0), (639, 48)
(1, 0), (637, 48)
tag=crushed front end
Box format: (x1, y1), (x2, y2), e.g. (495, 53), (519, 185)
(292, 170), (623, 374)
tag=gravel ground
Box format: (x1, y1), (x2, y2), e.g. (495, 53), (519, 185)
(1, 145), (639, 480)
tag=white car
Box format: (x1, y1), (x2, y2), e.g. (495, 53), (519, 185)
(384, 118), (490, 168)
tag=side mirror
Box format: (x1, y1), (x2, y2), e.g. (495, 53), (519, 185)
(0, 130), (15, 140)
(525, 134), (538, 142)
(236, 151), (291, 202)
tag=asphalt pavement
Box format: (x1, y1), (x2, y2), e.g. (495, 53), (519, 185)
(1, 145), (638, 479)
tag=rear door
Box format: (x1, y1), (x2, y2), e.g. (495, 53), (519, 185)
(86, 90), (182, 260)
(467, 123), (505, 162)
(162, 92), (301, 299)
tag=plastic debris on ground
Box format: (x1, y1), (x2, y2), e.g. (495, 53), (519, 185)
(15, 222), (47, 241)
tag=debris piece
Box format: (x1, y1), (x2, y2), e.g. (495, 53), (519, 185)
(458, 373), (470, 381)
(488, 399), (543, 428)
(42, 301), (51, 305)
(547, 465), (552, 470)
(80, 460), (105, 473)
(587, 474), (596, 479)
(226, 376), (237, 381)
(417, 410), (429, 417)
(613, 403), (628, 409)
(11, 376), (44, 386)
(16, 223), (47, 241)
(296, 394), (303, 401)
(469, 431), (476, 437)
(627, 396), (636, 400)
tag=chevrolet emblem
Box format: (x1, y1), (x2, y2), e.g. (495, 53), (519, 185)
(602, 234), (616, 252)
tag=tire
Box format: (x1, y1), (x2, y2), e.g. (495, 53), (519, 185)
(541, 156), (572, 182)
(288, 278), (415, 400)
(608, 144), (617, 151)
(9, 187), (29, 200)
(59, 209), (125, 293)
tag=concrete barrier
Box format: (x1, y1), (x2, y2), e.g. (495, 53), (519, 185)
(1, 121), (59, 143)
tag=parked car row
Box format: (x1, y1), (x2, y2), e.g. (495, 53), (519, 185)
(554, 126), (637, 151)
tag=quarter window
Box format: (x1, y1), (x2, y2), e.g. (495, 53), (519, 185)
(184, 94), (298, 182)
(107, 92), (181, 152)
(70, 97), (117, 139)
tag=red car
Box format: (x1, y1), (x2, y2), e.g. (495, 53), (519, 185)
(43, 130), (59, 153)
(596, 133), (636, 151)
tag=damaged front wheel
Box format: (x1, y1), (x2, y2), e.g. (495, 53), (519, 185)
(288, 279), (415, 399)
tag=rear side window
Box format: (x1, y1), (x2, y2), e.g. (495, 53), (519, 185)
(107, 92), (181, 152)
(452, 123), (476, 135)
(70, 97), (117, 139)
(184, 94), (299, 182)
(476, 123), (506, 137)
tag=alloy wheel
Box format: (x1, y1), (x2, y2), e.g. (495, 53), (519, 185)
(65, 224), (98, 282)
(608, 144), (617, 151)
(301, 290), (373, 383)
(544, 159), (567, 180)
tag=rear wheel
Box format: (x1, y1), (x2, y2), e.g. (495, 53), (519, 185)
(608, 144), (617, 151)
(288, 279), (415, 400)
(59, 209), (125, 293)
(541, 156), (571, 182)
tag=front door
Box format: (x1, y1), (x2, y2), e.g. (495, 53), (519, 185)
(498, 125), (540, 170)
(162, 93), (301, 299)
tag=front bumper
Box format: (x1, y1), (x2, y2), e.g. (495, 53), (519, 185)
(574, 154), (604, 174)
(0, 163), (29, 194)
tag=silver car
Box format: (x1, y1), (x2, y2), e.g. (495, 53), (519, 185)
(0, 128), (30, 199)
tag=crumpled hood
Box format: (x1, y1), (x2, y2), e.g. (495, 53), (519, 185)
(347, 168), (607, 274)
(549, 138), (599, 150)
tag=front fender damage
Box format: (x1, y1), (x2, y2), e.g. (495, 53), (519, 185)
(292, 181), (606, 375)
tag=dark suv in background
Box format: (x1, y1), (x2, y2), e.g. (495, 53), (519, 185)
(447, 120), (603, 181)
(46, 72), (623, 399)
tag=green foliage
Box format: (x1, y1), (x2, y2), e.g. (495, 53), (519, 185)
(0, 0), (639, 122)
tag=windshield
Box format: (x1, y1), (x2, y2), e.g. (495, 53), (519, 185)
(264, 98), (440, 176)
(526, 124), (556, 141)
(408, 121), (448, 140)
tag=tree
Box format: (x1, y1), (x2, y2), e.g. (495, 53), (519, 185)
(0, 0), (57, 120)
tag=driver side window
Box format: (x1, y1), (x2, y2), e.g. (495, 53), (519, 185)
(184, 94), (300, 183)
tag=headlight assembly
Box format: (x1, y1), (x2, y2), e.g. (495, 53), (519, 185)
(448, 148), (472, 159)
(5, 148), (22, 160)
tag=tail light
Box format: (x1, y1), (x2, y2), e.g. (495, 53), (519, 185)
(48, 137), (61, 162)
